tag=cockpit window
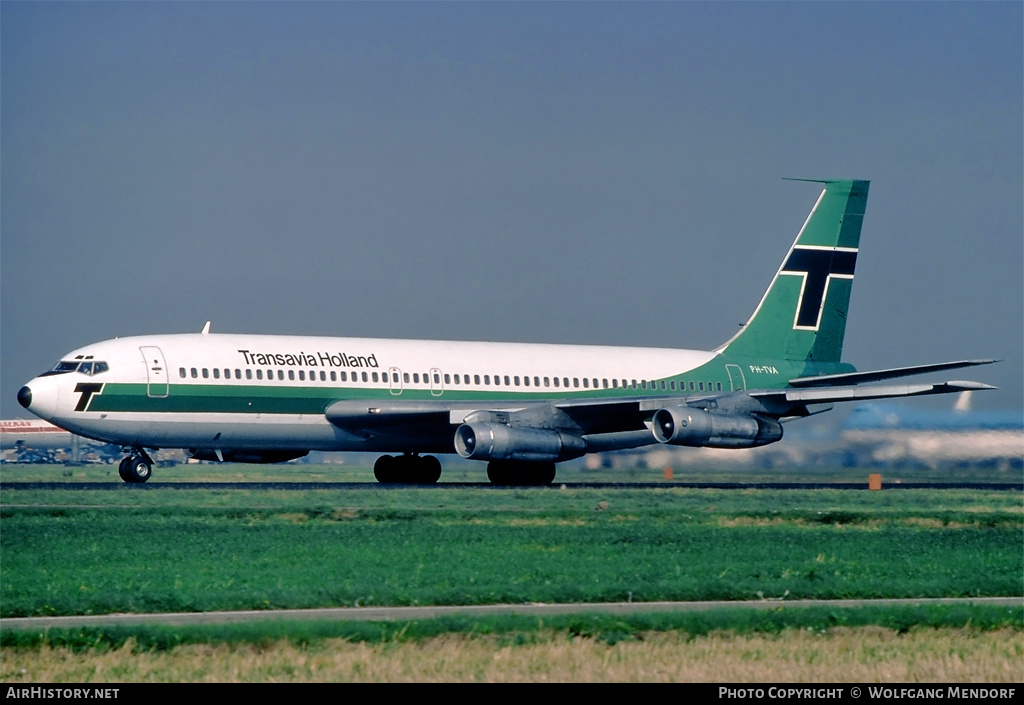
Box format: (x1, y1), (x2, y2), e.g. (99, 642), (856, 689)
(41, 360), (109, 377)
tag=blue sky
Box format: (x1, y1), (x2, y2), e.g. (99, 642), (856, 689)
(2, 1), (1021, 417)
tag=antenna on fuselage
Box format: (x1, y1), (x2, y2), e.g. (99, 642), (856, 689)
(201, 321), (211, 335)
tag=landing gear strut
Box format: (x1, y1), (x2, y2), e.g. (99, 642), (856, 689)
(118, 449), (154, 484)
(373, 453), (443, 484)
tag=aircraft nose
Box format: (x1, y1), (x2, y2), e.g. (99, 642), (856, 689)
(17, 378), (59, 421)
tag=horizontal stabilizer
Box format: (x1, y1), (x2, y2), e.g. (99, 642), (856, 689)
(755, 380), (996, 405)
(789, 359), (998, 387)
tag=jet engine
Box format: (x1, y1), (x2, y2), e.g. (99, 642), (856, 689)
(651, 407), (783, 449)
(186, 449), (309, 464)
(454, 423), (586, 462)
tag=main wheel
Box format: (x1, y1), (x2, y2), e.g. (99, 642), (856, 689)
(530, 462), (556, 486)
(373, 455), (398, 483)
(487, 460), (556, 486)
(417, 455), (442, 484)
(123, 456), (152, 483)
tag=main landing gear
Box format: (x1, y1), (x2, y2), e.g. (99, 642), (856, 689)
(373, 453), (443, 484)
(118, 449), (154, 484)
(486, 460), (557, 487)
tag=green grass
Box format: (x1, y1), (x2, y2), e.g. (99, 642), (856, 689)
(3, 603), (1021, 652)
(2, 479), (1020, 618)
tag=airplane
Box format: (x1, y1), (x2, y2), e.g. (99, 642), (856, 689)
(16, 179), (997, 485)
(1, 418), (76, 450)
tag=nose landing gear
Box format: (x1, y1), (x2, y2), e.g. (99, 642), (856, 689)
(118, 450), (154, 483)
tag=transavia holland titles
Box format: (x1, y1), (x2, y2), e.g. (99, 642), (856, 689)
(237, 350), (379, 369)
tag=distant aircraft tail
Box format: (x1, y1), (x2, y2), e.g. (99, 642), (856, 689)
(717, 179), (869, 363)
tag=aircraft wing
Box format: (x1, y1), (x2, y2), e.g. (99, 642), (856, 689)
(324, 371), (997, 458)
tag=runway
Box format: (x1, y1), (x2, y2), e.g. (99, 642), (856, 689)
(2, 597), (1020, 631)
(2, 481), (1022, 491)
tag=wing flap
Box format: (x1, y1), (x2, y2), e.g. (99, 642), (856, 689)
(789, 359), (998, 387)
(756, 380), (996, 404)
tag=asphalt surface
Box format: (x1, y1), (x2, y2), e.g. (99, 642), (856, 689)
(2, 481), (1022, 491)
(3, 597), (1021, 631)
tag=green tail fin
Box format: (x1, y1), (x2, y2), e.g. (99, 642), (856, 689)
(717, 179), (869, 363)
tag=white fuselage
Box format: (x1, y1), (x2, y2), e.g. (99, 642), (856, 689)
(21, 332), (719, 454)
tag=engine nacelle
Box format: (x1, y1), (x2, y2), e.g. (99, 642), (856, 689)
(186, 449), (309, 464)
(454, 423), (586, 462)
(651, 407), (783, 449)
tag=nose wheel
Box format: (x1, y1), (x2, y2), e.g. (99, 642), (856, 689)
(118, 451), (154, 483)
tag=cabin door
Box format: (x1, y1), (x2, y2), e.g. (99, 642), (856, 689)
(725, 364), (746, 392)
(140, 346), (169, 398)
(389, 367), (403, 396)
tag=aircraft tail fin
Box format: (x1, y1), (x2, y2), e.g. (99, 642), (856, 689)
(716, 179), (869, 363)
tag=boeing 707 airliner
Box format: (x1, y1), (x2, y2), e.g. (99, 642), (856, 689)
(17, 180), (996, 484)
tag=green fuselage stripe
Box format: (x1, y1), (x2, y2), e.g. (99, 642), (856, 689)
(84, 356), (848, 415)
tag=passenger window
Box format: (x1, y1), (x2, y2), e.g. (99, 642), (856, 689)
(573, 378), (580, 388)
(180, 368), (186, 378)
(475, 375), (481, 385)
(563, 378), (570, 388)
(191, 368), (198, 378)
(583, 378), (589, 388)
(434, 373), (441, 384)
(245, 369), (252, 380)
(504, 376), (511, 386)
(484, 375), (490, 385)
(524, 376), (530, 387)
(553, 377), (560, 388)
(214, 369), (220, 379)
(612, 379), (618, 388)
(235, 369), (242, 379)
(372, 372), (379, 383)
(689, 381), (695, 391)
(445, 374), (452, 384)
(413, 373), (420, 384)
(288, 371), (295, 381)
(514, 376), (521, 386)
(331, 371), (337, 382)
(257, 370), (263, 380)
